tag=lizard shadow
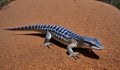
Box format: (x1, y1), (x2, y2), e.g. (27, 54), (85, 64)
(17, 33), (100, 59)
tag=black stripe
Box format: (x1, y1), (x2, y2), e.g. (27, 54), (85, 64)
(49, 25), (52, 29)
(64, 30), (71, 35)
(41, 25), (44, 30)
(52, 25), (56, 29)
(57, 27), (63, 32)
(25, 26), (28, 29)
(35, 25), (38, 29)
(40, 24), (42, 29)
(31, 25), (34, 30)
(46, 25), (50, 30)
(50, 25), (55, 31)
(29, 26), (31, 29)
(72, 33), (78, 38)
(38, 25), (40, 29)
(61, 28), (67, 33)
(55, 26), (61, 32)
(43, 25), (47, 30)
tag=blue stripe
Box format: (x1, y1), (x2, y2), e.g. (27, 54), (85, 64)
(51, 25), (56, 31)
(55, 26), (61, 33)
(31, 25), (34, 29)
(64, 30), (71, 36)
(40, 24), (42, 29)
(52, 26), (56, 30)
(57, 27), (63, 32)
(43, 25), (46, 30)
(46, 25), (50, 30)
(61, 28), (67, 33)
(72, 33), (79, 39)
(49, 25), (53, 31)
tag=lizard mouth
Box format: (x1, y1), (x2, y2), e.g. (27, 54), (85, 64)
(91, 46), (103, 50)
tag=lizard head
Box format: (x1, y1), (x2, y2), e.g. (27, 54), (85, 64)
(80, 36), (103, 50)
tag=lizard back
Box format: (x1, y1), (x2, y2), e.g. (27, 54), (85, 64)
(6, 24), (81, 45)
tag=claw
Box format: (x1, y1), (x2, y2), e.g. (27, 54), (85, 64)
(43, 42), (52, 48)
(69, 52), (80, 59)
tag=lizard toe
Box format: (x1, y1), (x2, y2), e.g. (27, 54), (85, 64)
(43, 42), (52, 48)
(69, 52), (80, 59)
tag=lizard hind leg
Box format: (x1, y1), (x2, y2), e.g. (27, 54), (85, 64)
(43, 31), (52, 48)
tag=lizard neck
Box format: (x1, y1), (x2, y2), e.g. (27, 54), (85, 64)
(71, 33), (83, 41)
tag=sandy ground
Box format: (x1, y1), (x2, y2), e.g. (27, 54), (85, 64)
(0, 0), (120, 70)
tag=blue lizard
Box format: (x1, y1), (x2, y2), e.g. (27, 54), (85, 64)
(6, 24), (103, 57)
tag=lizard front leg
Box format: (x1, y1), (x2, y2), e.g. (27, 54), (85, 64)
(43, 31), (52, 47)
(67, 42), (80, 58)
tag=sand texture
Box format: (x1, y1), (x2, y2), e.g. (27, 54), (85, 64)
(0, 0), (120, 70)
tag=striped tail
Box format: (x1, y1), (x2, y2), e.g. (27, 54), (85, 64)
(5, 24), (41, 31)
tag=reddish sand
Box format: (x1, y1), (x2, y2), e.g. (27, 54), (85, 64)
(0, 0), (120, 70)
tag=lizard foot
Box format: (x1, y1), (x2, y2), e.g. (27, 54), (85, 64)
(69, 52), (80, 59)
(43, 42), (52, 48)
